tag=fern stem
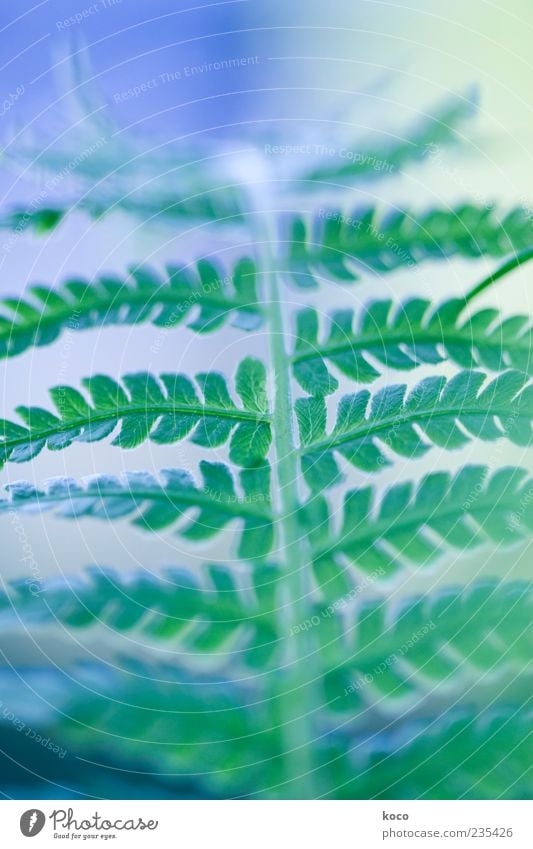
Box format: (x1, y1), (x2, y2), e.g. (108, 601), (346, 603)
(1, 402), (268, 454)
(314, 483), (524, 559)
(0, 483), (269, 521)
(464, 246), (533, 303)
(301, 397), (526, 456)
(266, 257), (320, 799)
(248, 180), (320, 798)
(290, 327), (531, 367)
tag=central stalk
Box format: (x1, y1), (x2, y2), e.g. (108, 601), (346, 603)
(244, 158), (322, 799)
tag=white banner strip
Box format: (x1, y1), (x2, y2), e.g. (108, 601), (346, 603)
(1, 799), (532, 848)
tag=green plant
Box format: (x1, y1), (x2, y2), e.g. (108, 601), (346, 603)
(1, 86), (532, 800)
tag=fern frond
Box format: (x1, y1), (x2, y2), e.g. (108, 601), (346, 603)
(302, 92), (476, 186)
(0, 207), (66, 235)
(0, 647), (303, 802)
(326, 705), (532, 799)
(292, 301), (533, 395)
(296, 370), (532, 490)
(3, 47), (244, 234)
(3, 65), (532, 801)
(302, 465), (533, 596)
(322, 579), (532, 712)
(6, 568), (529, 701)
(285, 205), (533, 287)
(2, 563), (279, 669)
(0, 257), (261, 359)
(0, 463), (273, 558)
(3, 463), (528, 598)
(0, 358), (271, 469)
(0, 189), (243, 235)
(1, 660), (528, 798)
(0, 659), (279, 794)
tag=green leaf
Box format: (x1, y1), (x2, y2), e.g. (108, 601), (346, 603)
(297, 370), (533, 490)
(302, 91), (477, 185)
(284, 205), (533, 287)
(0, 657), (529, 799)
(292, 300), (533, 394)
(235, 357), (269, 413)
(5, 568), (530, 710)
(0, 463), (274, 559)
(2, 563), (280, 669)
(0, 60), (244, 237)
(0, 258), (263, 360)
(320, 579), (532, 712)
(302, 465), (533, 594)
(0, 206), (65, 234)
(2, 77), (533, 803)
(0, 660), (281, 796)
(323, 706), (532, 799)
(0, 359), (271, 469)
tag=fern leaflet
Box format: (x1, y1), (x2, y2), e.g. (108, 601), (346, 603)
(297, 370), (533, 491)
(0, 258), (261, 359)
(293, 300), (533, 394)
(301, 92), (477, 185)
(5, 568), (529, 699)
(0, 358), (271, 469)
(302, 465), (533, 597)
(285, 205), (533, 287)
(0, 463), (273, 558)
